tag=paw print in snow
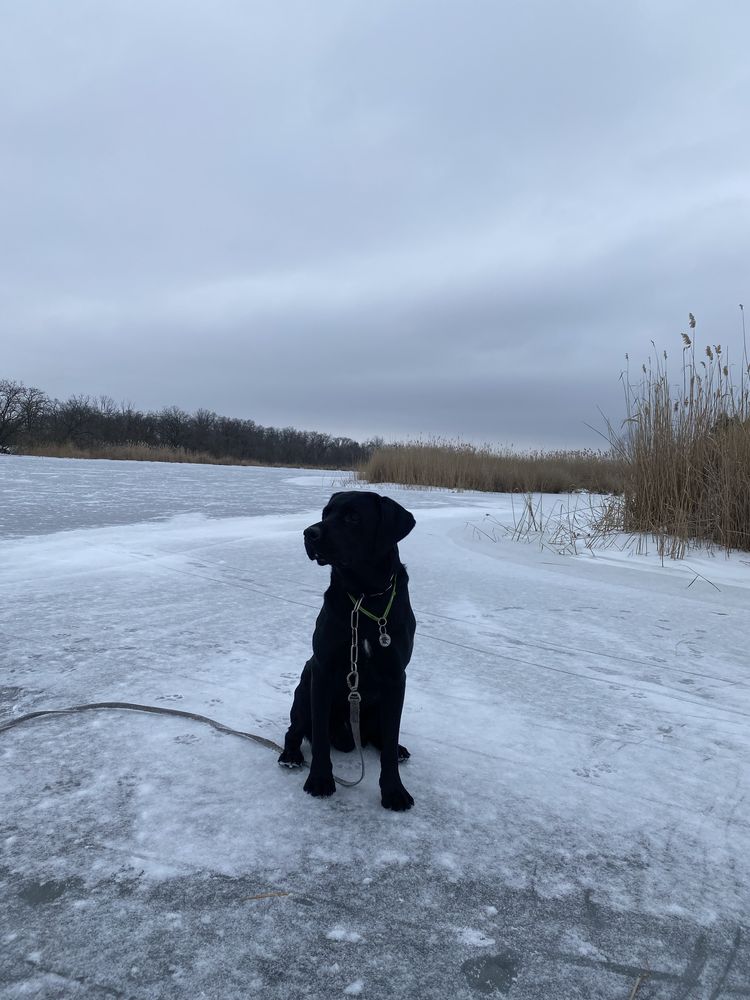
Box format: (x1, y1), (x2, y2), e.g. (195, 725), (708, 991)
(573, 762), (614, 779)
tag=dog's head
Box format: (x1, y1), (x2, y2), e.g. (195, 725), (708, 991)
(303, 491), (415, 569)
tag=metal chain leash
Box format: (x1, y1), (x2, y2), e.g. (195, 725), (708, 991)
(330, 596), (366, 787)
(333, 580), (398, 787)
(347, 595), (363, 703)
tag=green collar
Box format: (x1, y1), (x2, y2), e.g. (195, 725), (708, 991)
(348, 576), (397, 624)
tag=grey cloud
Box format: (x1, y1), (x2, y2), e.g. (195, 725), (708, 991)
(2, 0), (749, 448)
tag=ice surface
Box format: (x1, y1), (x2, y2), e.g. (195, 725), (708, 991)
(1, 455), (749, 998)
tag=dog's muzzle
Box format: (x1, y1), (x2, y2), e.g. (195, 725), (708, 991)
(303, 524), (329, 565)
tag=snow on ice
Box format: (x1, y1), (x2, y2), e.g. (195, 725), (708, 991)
(1, 455), (749, 998)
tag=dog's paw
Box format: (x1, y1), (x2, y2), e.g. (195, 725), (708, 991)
(304, 772), (336, 797)
(278, 747), (304, 768)
(380, 782), (414, 811)
(397, 744), (410, 762)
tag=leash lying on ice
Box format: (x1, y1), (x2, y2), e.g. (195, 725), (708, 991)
(0, 701), (371, 789)
(0, 701), (285, 751)
(0, 587), (403, 789)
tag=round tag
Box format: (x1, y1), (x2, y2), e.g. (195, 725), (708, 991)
(379, 633), (391, 648)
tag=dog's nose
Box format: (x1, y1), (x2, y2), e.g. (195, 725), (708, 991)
(304, 525), (322, 542)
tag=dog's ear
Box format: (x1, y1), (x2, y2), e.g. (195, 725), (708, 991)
(378, 496), (415, 548)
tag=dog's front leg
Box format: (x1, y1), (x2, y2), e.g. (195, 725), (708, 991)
(379, 670), (414, 811)
(303, 657), (336, 797)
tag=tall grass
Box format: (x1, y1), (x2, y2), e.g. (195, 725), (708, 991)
(359, 440), (624, 494)
(606, 314), (750, 555)
(18, 441), (262, 465)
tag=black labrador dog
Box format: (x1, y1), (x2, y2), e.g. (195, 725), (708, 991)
(278, 491), (416, 810)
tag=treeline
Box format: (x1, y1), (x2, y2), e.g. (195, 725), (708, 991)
(0, 379), (375, 468)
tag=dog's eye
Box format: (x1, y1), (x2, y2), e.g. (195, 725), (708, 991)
(344, 512), (360, 526)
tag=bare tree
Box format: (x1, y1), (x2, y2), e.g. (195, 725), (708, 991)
(53, 395), (96, 444)
(158, 406), (191, 448)
(19, 386), (49, 437)
(0, 379), (48, 450)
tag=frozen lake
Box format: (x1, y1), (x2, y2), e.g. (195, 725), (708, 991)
(1, 455), (749, 998)
(0, 456), (479, 539)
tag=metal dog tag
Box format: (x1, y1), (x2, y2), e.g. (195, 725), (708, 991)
(379, 633), (391, 648)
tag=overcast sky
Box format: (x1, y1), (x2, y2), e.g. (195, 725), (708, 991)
(2, 1), (749, 448)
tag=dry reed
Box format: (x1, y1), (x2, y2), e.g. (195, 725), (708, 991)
(18, 441), (262, 466)
(604, 314), (750, 555)
(359, 439), (624, 495)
